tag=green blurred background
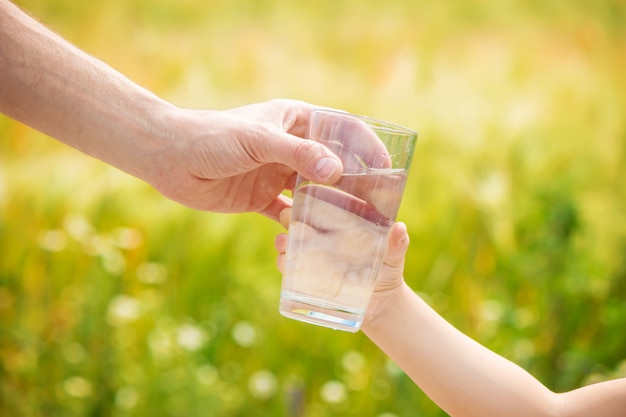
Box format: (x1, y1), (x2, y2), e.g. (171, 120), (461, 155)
(1, 0), (625, 416)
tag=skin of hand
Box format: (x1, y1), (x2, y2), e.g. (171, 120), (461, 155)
(148, 101), (344, 220)
(0, 0), (343, 221)
(275, 212), (626, 417)
(275, 211), (408, 324)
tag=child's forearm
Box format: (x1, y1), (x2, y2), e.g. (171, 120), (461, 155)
(363, 283), (561, 417)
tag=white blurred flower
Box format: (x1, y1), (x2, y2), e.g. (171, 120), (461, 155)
(63, 376), (92, 398)
(341, 351), (366, 374)
(196, 364), (219, 386)
(320, 380), (346, 404)
(248, 369), (278, 400)
(503, 95), (544, 134)
(384, 358), (403, 378)
(370, 378), (391, 400)
(37, 229), (68, 252)
(232, 321), (257, 347)
(83, 234), (112, 256)
(115, 386), (140, 410)
(137, 262), (168, 285)
(475, 172), (508, 209)
(107, 295), (141, 326)
(342, 351), (369, 391)
(101, 249), (126, 275)
(0, 168), (5, 206)
(148, 317), (181, 359)
(513, 339), (536, 361)
(176, 323), (207, 351)
(148, 327), (175, 360)
(63, 214), (94, 243)
(480, 300), (505, 322)
(113, 227), (143, 249)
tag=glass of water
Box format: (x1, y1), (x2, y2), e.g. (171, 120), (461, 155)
(279, 109), (418, 332)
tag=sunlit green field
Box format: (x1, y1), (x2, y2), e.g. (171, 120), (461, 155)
(1, 0), (626, 416)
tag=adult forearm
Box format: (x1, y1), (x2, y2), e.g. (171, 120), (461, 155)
(362, 283), (560, 417)
(0, 0), (175, 180)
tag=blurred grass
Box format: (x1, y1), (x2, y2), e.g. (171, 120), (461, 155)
(1, 0), (626, 416)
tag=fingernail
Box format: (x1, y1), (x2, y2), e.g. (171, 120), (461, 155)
(314, 157), (339, 180)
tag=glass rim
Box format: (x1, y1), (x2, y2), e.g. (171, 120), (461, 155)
(311, 108), (418, 138)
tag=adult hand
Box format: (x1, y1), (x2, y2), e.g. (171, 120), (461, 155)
(1, 1), (342, 222)
(148, 100), (343, 221)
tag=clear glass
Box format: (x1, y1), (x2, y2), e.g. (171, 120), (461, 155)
(279, 110), (418, 332)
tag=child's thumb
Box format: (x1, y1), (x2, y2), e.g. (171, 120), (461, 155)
(383, 222), (409, 270)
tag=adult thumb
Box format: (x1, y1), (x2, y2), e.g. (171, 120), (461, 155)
(257, 131), (344, 184)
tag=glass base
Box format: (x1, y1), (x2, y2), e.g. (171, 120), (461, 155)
(279, 294), (364, 332)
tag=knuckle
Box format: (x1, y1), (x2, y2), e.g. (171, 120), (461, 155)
(292, 140), (318, 163)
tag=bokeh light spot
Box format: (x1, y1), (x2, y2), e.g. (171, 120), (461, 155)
(62, 376), (92, 398)
(232, 321), (257, 347)
(248, 369), (278, 400)
(37, 229), (68, 252)
(320, 380), (346, 404)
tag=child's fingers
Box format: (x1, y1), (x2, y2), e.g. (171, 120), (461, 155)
(274, 233), (288, 253)
(279, 208), (292, 229)
(275, 233), (288, 273)
(383, 222), (409, 270)
(276, 252), (286, 273)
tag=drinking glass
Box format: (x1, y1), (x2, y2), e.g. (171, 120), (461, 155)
(279, 109), (418, 332)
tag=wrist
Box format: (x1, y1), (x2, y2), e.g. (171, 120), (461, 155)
(120, 99), (181, 182)
(362, 281), (413, 335)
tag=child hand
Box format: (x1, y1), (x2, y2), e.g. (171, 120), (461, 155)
(274, 208), (410, 329)
(362, 221), (410, 328)
(274, 208), (292, 274)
